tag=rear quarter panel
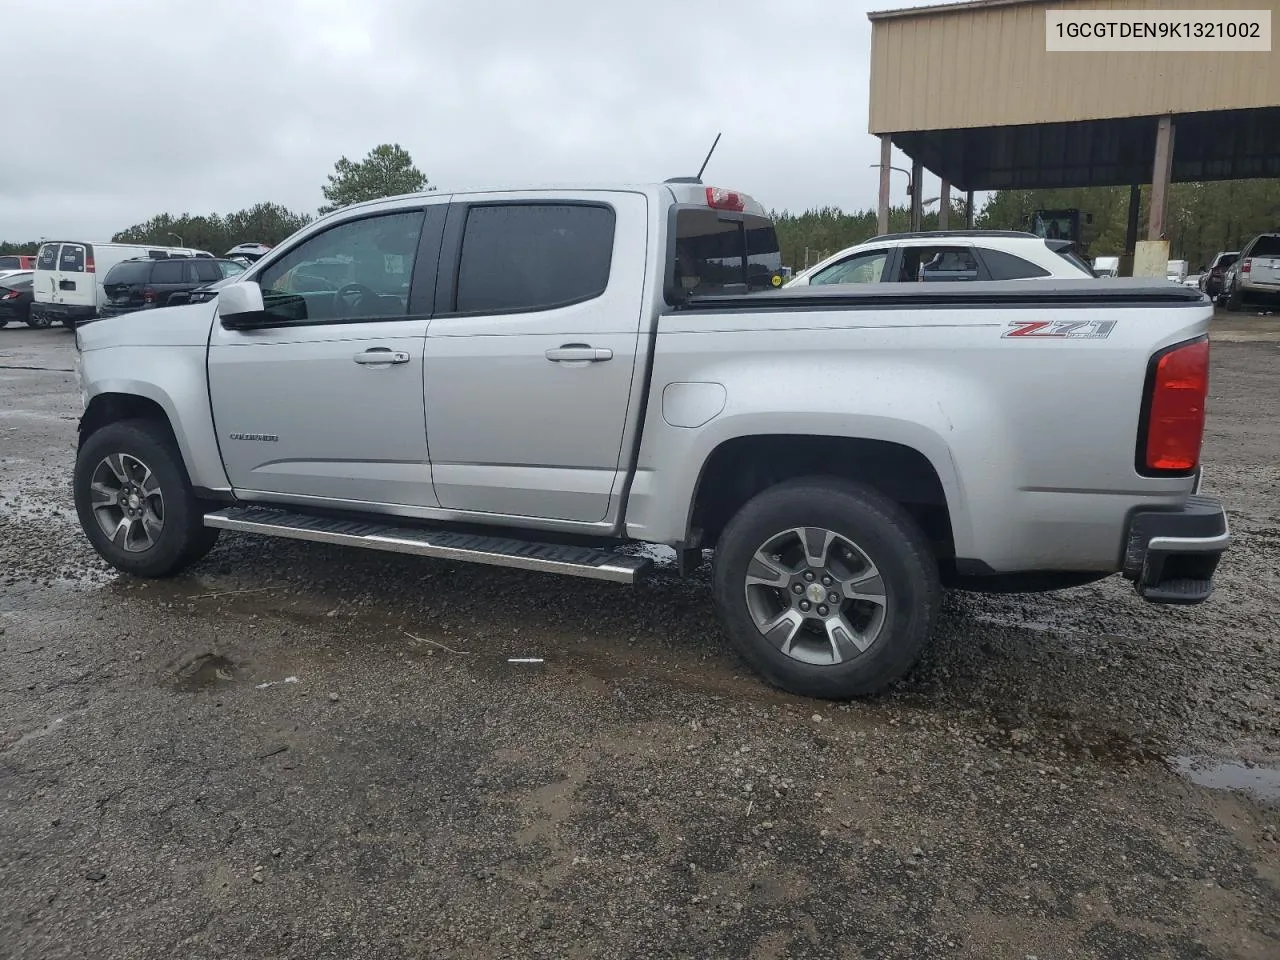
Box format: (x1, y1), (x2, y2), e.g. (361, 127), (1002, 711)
(625, 296), (1213, 572)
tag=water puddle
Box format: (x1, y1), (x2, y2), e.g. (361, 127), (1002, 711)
(173, 653), (240, 692)
(1170, 756), (1280, 803)
(7, 716), (66, 750)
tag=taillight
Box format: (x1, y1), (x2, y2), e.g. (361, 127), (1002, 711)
(1240, 258), (1252, 274)
(143, 287), (156, 304)
(1141, 338), (1209, 474)
(0, 289), (18, 300)
(705, 186), (745, 211)
(86, 254), (96, 274)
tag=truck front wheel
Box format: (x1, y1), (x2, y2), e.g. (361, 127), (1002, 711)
(73, 419), (219, 577)
(712, 478), (939, 699)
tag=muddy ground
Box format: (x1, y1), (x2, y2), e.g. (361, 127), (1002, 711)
(1, 315), (1277, 959)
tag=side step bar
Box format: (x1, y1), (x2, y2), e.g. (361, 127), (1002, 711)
(203, 506), (653, 584)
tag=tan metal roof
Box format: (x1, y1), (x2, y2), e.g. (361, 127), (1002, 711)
(868, 0), (1280, 134)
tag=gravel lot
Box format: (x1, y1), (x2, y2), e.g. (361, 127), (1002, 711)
(1, 317), (1277, 959)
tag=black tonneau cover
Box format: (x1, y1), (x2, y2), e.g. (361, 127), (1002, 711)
(674, 278), (1207, 311)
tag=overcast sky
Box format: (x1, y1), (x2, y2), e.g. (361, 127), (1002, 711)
(2, 0), (949, 243)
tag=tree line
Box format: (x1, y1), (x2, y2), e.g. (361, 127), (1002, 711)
(0, 143), (429, 256)
(3, 141), (1277, 273)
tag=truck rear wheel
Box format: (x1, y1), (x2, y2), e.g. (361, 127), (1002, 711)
(712, 478), (939, 699)
(73, 419), (219, 578)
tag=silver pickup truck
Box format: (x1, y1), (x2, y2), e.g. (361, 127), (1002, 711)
(70, 181), (1229, 698)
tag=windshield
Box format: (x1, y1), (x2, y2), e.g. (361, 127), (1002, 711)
(670, 208), (782, 299)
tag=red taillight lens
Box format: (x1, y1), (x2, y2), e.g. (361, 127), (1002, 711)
(1143, 338), (1209, 473)
(1, 289), (18, 300)
(705, 186), (745, 211)
(143, 287), (156, 304)
(1240, 258), (1252, 274)
(86, 255), (96, 273)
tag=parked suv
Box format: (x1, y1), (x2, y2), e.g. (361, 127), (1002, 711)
(1199, 250), (1239, 299)
(1223, 233), (1280, 310)
(786, 231), (1094, 287)
(100, 257), (244, 317)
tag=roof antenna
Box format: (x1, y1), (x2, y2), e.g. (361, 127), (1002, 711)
(696, 132), (722, 182)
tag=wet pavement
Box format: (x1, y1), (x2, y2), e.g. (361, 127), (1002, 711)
(1, 321), (1278, 959)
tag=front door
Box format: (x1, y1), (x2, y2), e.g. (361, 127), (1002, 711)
(208, 205), (445, 509)
(423, 193), (649, 524)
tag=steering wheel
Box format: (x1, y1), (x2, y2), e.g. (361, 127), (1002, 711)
(334, 282), (379, 317)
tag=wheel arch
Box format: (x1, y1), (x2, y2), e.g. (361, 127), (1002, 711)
(686, 432), (962, 569)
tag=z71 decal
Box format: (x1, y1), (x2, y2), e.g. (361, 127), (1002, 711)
(1002, 319), (1117, 340)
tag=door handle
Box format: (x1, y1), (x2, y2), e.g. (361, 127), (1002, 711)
(353, 348), (411, 365)
(545, 345), (613, 363)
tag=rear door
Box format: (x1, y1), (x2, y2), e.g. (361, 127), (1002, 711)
(423, 192), (648, 523)
(52, 242), (95, 308)
(148, 258), (190, 305)
(33, 243), (59, 305)
(103, 261), (152, 310)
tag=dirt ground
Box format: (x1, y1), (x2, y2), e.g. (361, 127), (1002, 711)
(1, 312), (1277, 959)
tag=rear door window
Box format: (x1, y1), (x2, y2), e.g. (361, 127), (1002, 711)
(981, 248), (1052, 280)
(37, 244), (59, 270)
(150, 260), (187, 284)
(0, 256), (20, 270)
(455, 203), (615, 314)
(894, 245), (981, 282)
(193, 259), (223, 283)
(58, 244), (86, 273)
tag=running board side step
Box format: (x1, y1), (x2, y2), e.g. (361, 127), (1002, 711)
(203, 506), (653, 584)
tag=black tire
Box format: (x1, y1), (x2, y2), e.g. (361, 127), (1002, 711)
(712, 478), (940, 699)
(1227, 282), (1242, 312)
(26, 307), (51, 329)
(74, 418), (219, 577)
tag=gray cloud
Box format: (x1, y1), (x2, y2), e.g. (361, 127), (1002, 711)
(2, 0), (943, 242)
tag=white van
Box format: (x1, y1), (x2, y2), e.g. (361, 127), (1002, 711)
(32, 240), (214, 327)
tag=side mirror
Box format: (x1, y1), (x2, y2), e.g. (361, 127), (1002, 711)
(217, 281), (266, 329)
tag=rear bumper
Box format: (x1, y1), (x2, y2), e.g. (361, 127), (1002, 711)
(32, 302), (96, 326)
(99, 304), (147, 318)
(1122, 495), (1229, 604)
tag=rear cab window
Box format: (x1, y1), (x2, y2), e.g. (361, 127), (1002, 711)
(670, 208), (782, 299)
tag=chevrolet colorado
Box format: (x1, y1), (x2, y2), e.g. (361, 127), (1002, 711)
(70, 182), (1229, 698)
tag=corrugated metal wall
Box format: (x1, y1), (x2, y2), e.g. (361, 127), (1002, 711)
(869, 0), (1280, 133)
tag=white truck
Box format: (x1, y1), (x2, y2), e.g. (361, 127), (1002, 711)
(69, 181), (1229, 698)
